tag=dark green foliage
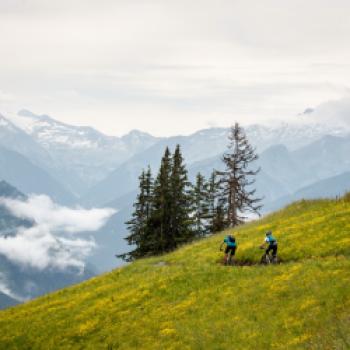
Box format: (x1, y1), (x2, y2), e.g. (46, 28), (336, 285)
(205, 171), (228, 233)
(148, 147), (173, 254)
(122, 123), (262, 260)
(170, 145), (194, 245)
(210, 204), (227, 233)
(191, 173), (209, 236)
(122, 146), (195, 260)
(119, 167), (154, 261)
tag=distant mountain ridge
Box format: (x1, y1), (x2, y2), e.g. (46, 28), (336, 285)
(2, 108), (350, 274)
(0, 146), (76, 205)
(7, 110), (160, 193)
(2, 109), (349, 198)
(264, 171), (350, 212)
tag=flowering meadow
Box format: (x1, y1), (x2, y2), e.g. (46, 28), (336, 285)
(0, 197), (349, 349)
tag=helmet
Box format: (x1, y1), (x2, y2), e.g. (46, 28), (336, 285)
(265, 231), (272, 236)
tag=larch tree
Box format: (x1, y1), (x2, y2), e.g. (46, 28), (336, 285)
(217, 123), (262, 227)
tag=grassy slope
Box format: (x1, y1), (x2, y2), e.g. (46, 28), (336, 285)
(0, 199), (350, 350)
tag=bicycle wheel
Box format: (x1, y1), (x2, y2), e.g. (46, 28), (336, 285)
(261, 253), (271, 265)
(226, 253), (230, 266)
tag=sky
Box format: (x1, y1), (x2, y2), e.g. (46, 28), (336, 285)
(0, 0), (350, 136)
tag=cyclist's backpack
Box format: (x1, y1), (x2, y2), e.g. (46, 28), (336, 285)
(228, 236), (236, 243)
(268, 235), (277, 245)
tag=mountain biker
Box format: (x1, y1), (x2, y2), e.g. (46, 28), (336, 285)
(260, 231), (278, 258)
(220, 234), (237, 263)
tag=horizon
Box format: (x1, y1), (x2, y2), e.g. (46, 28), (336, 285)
(2, 104), (349, 139)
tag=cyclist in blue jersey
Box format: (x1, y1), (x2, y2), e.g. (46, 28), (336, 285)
(220, 234), (237, 264)
(260, 231), (278, 258)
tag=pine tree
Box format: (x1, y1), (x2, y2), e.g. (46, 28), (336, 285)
(211, 199), (227, 233)
(120, 167), (153, 261)
(206, 170), (228, 233)
(147, 147), (173, 254)
(170, 145), (194, 245)
(191, 172), (209, 236)
(217, 123), (262, 227)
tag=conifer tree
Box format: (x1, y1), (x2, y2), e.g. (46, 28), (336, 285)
(191, 172), (209, 236)
(147, 147), (173, 254)
(217, 123), (262, 227)
(206, 170), (228, 233)
(211, 200), (227, 233)
(120, 167), (153, 261)
(170, 145), (194, 245)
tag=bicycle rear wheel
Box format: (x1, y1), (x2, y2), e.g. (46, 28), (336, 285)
(261, 253), (271, 265)
(226, 251), (233, 266)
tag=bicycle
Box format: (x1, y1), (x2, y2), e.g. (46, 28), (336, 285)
(260, 247), (278, 265)
(220, 247), (235, 266)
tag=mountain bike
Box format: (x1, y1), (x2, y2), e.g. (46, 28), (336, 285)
(260, 247), (278, 265)
(220, 248), (235, 266)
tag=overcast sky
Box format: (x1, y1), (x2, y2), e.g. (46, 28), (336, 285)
(0, 0), (350, 136)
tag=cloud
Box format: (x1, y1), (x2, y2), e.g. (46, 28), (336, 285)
(0, 195), (116, 271)
(301, 96), (350, 128)
(0, 272), (24, 302)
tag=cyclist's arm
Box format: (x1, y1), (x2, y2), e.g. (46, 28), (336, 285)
(260, 240), (267, 249)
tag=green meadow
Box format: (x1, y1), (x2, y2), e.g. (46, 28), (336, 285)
(0, 198), (349, 349)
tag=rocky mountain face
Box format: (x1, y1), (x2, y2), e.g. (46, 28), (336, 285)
(7, 110), (160, 195)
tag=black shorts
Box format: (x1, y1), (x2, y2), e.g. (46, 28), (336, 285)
(225, 246), (236, 255)
(266, 244), (278, 257)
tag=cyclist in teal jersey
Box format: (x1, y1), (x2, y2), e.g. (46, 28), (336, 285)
(260, 231), (278, 258)
(220, 234), (237, 263)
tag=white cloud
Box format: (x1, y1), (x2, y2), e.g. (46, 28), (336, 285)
(0, 272), (24, 302)
(0, 195), (116, 271)
(300, 96), (350, 128)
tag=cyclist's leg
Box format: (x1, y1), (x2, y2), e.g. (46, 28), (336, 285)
(228, 247), (236, 265)
(272, 245), (277, 257)
(265, 246), (273, 263)
(272, 245), (278, 263)
(227, 249), (232, 265)
(224, 246), (229, 265)
(266, 246), (272, 256)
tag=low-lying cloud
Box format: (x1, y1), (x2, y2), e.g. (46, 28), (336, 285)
(302, 96), (350, 128)
(0, 195), (116, 271)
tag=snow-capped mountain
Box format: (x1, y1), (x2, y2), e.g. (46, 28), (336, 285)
(10, 109), (158, 152)
(245, 122), (349, 152)
(6, 110), (160, 195)
(3, 108), (349, 200)
(0, 113), (53, 169)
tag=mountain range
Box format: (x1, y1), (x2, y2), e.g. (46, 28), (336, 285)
(7, 110), (160, 196)
(1, 108), (350, 286)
